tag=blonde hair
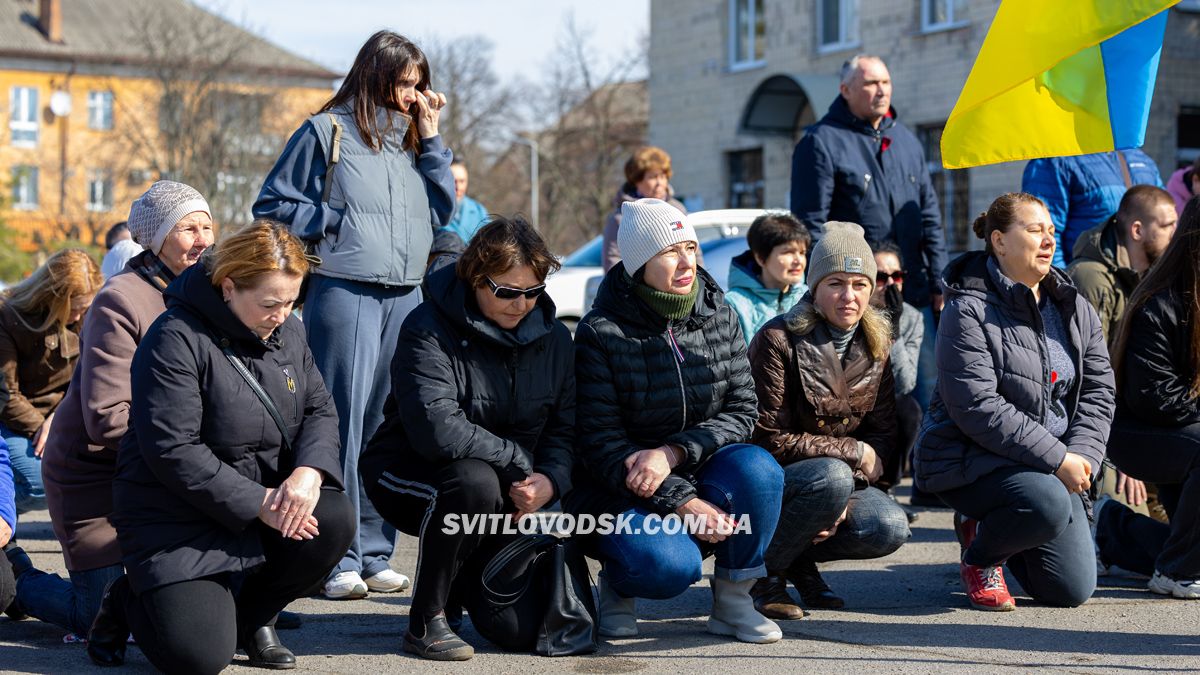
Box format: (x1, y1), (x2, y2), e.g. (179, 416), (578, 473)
(209, 219), (311, 290)
(2, 249), (102, 334)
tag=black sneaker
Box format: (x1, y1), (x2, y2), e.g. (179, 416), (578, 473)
(87, 576), (131, 667)
(3, 543), (30, 620)
(403, 613), (474, 661)
(786, 559), (845, 609)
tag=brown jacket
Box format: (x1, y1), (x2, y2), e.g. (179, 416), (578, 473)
(748, 300), (899, 488)
(41, 265), (167, 570)
(0, 302), (79, 436)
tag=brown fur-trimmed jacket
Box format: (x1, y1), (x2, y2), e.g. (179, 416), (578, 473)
(748, 299), (899, 488)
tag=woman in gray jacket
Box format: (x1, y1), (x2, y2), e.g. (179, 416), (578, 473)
(914, 192), (1115, 612)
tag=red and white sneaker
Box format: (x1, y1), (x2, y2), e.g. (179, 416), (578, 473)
(960, 562), (1016, 611)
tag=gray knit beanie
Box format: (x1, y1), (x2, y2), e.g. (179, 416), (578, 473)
(807, 221), (877, 288)
(617, 198), (697, 273)
(127, 181), (211, 255)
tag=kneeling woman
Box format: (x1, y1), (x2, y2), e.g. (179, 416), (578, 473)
(571, 198), (784, 644)
(748, 222), (910, 620)
(914, 193), (1114, 611)
(91, 221), (354, 673)
(360, 217), (574, 661)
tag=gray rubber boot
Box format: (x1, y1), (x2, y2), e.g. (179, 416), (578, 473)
(707, 577), (783, 644)
(597, 571), (638, 638)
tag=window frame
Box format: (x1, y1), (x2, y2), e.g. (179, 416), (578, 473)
(728, 0), (767, 72)
(12, 166), (39, 210)
(86, 169), (114, 212)
(727, 147), (765, 209)
(920, 0), (969, 34)
(9, 86), (39, 147)
(87, 90), (114, 131)
(816, 0), (861, 54)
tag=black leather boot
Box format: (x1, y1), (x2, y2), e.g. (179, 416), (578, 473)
(240, 625), (296, 669)
(87, 575), (130, 667)
(403, 612), (474, 661)
(786, 558), (845, 609)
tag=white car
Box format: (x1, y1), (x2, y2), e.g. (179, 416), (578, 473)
(544, 235), (604, 333)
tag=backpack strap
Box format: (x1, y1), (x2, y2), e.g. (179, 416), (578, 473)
(320, 113), (344, 204)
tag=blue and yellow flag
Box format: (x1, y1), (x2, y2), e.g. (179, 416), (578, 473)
(941, 0), (1177, 169)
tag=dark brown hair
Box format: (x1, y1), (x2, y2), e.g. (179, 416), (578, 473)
(624, 146), (672, 185)
(747, 212), (811, 262)
(972, 192), (1047, 255)
(320, 31), (430, 153)
(1112, 194), (1200, 397)
(1115, 185), (1175, 239)
(456, 216), (560, 288)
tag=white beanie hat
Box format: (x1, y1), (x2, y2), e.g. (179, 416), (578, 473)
(127, 181), (211, 255)
(617, 198), (697, 274)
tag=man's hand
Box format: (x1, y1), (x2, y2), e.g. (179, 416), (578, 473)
(812, 506), (848, 545)
(1115, 471), (1147, 507)
(33, 412), (55, 457)
(675, 497), (737, 544)
(624, 446), (678, 498)
(510, 472), (555, 515)
(859, 443), (884, 484)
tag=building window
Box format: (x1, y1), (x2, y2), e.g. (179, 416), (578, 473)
(1178, 106), (1200, 168)
(817, 0), (859, 53)
(729, 0), (766, 70)
(727, 148), (764, 208)
(12, 166), (39, 209)
(921, 0), (967, 32)
(9, 87), (39, 147)
(88, 91), (114, 130)
(917, 125), (970, 251)
(87, 169), (114, 212)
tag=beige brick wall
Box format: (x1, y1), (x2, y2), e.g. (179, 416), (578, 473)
(650, 1), (1200, 251)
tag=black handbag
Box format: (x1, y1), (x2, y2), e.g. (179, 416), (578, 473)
(464, 533), (597, 656)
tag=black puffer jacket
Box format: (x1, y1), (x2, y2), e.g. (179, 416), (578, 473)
(914, 252), (1114, 493)
(113, 262), (342, 594)
(360, 264), (574, 498)
(570, 264), (757, 515)
(1116, 289), (1200, 427)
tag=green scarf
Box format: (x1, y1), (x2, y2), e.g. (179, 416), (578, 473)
(630, 272), (700, 321)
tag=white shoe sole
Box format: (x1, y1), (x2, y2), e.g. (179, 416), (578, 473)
(365, 576), (410, 593)
(707, 617), (782, 644)
(323, 583), (368, 600)
(1148, 575), (1200, 599)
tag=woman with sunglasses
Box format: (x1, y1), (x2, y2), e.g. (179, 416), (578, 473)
(359, 217), (574, 661)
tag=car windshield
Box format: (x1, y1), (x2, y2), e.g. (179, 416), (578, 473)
(561, 235), (604, 267)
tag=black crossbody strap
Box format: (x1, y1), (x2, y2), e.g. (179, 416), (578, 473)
(222, 345), (292, 453)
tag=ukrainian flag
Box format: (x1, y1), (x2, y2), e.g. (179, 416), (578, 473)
(941, 0), (1177, 169)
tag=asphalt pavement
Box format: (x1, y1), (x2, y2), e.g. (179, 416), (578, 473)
(3, 484), (1197, 674)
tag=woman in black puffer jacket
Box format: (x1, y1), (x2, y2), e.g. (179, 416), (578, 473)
(1107, 195), (1200, 600)
(914, 192), (1114, 613)
(570, 198), (784, 645)
(360, 217), (574, 661)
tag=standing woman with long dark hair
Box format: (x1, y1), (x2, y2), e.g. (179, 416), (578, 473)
(253, 30), (455, 599)
(1107, 196), (1200, 599)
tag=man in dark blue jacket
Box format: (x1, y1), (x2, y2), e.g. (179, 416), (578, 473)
(790, 54), (946, 408)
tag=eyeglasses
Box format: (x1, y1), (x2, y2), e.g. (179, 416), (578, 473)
(485, 277), (546, 300)
(876, 271), (906, 284)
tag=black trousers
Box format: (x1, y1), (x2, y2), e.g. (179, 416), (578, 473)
(0, 543), (15, 614)
(364, 454), (509, 632)
(119, 489), (354, 674)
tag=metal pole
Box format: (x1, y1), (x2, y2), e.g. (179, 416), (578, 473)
(513, 136), (539, 230)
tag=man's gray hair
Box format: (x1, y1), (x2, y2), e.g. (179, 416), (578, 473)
(840, 54), (886, 85)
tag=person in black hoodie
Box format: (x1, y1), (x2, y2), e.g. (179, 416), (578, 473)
(360, 216), (575, 661)
(571, 198), (784, 645)
(1107, 195), (1200, 599)
(88, 220), (354, 674)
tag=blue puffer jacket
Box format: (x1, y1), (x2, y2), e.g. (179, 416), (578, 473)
(724, 250), (806, 344)
(444, 195), (489, 244)
(253, 104), (455, 288)
(1022, 150), (1162, 268)
(913, 252), (1115, 494)
(0, 438), (13, 536)
(790, 96), (946, 308)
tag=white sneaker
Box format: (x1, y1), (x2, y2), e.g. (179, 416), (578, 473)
(364, 568), (411, 593)
(1148, 571), (1200, 599)
(323, 571), (368, 600)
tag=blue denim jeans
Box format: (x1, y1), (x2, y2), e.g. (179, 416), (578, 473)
(14, 563), (124, 635)
(912, 305), (938, 411)
(939, 466), (1096, 607)
(1, 424), (44, 514)
(765, 457), (910, 570)
(303, 275), (421, 579)
(596, 444), (783, 599)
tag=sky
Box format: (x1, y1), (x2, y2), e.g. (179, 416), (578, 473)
(194, 0), (650, 82)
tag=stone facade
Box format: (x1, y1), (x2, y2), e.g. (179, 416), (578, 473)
(649, 0), (1200, 252)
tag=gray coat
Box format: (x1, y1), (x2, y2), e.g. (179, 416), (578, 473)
(913, 252), (1115, 494)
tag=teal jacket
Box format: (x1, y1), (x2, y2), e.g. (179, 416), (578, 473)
(723, 250), (807, 344)
(445, 195), (489, 243)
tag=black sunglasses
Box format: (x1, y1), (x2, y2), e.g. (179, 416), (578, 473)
(876, 271), (906, 283)
(485, 277), (546, 300)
